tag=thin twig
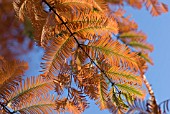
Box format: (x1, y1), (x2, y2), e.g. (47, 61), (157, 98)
(0, 103), (15, 114)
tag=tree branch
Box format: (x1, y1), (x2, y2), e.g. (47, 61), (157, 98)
(42, 0), (120, 92)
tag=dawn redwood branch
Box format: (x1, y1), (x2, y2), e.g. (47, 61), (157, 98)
(42, 0), (120, 92)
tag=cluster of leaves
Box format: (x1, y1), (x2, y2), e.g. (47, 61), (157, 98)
(108, 0), (168, 16)
(0, 56), (57, 113)
(0, 0), (169, 113)
(0, 57), (170, 114)
(0, 0), (34, 60)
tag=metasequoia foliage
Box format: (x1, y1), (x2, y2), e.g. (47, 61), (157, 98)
(107, 0), (168, 16)
(0, 56), (57, 114)
(1, 0), (167, 113)
(127, 97), (170, 114)
(0, 0), (34, 60)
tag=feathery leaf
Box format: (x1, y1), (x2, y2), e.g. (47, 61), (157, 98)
(84, 36), (141, 70)
(116, 83), (145, 99)
(96, 76), (108, 110)
(127, 99), (148, 114)
(6, 75), (54, 109)
(42, 34), (76, 78)
(14, 94), (56, 114)
(0, 58), (28, 102)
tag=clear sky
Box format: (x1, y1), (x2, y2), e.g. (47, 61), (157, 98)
(21, 0), (170, 113)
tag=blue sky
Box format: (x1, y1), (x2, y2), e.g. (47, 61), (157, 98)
(21, 1), (170, 113)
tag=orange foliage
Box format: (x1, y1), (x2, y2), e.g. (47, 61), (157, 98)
(0, 0), (34, 60)
(0, 0), (168, 113)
